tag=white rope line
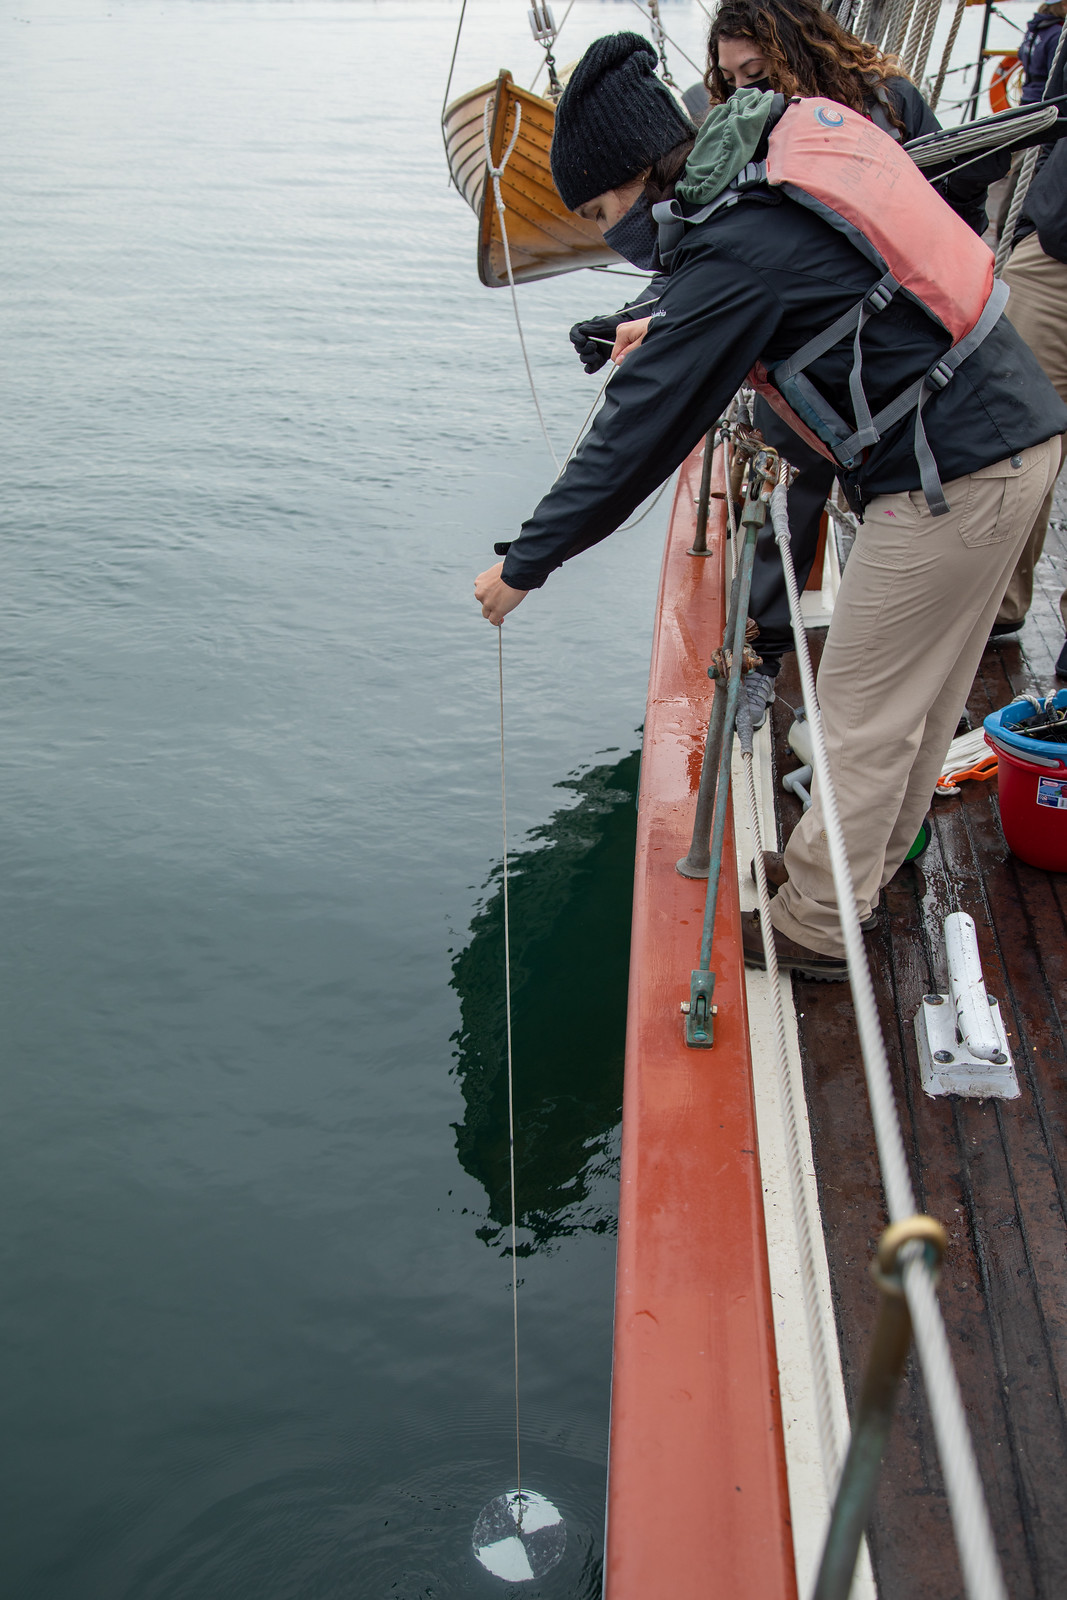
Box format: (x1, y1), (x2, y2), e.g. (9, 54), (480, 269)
(769, 480), (1008, 1600)
(558, 364), (615, 474)
(498, 627), (523, 1509)
(994, 144), (1040, 275)
(483, 97), (561, 470)
(737, 713), (846, 1494)
(902, 1252), (1008, 1600)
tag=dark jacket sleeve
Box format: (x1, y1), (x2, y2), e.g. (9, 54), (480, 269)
(1021, 135), (1067, 260)
(888, 76), (1009, 235)
(500, 249), (783, 590)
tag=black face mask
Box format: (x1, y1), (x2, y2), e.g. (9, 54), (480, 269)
(729, 77), (773, 96)
(603, 196), (660, 272)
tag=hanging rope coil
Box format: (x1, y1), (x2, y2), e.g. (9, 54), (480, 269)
(768, 480), (1009, 1600)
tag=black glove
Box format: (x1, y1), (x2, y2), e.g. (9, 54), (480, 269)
(569, 313), (626, 374)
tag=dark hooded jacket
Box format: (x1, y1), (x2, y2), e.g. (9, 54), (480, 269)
(1016, 37), (1067, 252)
(501, 189), (1066, 592)
(1020, 9), (1065, 103)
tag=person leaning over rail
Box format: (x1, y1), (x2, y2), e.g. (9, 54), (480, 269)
(472, 32), (1067, 980)
(570, 0), (1010, 738)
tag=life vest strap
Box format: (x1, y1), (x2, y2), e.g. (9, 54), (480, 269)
(834, 277), (1011, 514)
(775, 271), (898, 387)
(652, 165), (769, 270)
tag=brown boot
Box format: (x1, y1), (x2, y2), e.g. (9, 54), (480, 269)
(751, 850), (788, 890)
(749, 851), (879, 932)
(741, 910), (848, 981)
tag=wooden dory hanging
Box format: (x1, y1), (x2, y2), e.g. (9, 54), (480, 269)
(443, 70), (621, 287)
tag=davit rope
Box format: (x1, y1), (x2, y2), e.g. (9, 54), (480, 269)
(764, 475), (1008, 1600)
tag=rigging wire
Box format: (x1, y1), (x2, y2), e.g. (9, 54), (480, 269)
(441, 0), (470, 128)
(497, 626), (523, 1511)
(624, 0), (705, 80)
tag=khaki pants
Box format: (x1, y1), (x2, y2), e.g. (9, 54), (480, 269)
(997, 233), (1067, 631)
(771, 437), (1060, 958)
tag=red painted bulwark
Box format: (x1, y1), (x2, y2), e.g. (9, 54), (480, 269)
(604, 446), (796, 1599)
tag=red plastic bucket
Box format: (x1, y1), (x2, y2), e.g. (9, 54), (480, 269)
(989, 739), (1067, 871)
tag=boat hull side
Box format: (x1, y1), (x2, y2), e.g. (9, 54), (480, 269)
(604, 446), (797, 1600)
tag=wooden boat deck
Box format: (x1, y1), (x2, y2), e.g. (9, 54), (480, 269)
(770, 498), (1067, 1597)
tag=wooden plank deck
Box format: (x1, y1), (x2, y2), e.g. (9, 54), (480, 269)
(770, 490), (1067, 1598)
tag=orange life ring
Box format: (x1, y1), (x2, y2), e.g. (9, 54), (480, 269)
(989, 53), (1023, 112)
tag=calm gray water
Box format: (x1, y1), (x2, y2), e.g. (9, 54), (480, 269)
(0, 3), (718, 1595)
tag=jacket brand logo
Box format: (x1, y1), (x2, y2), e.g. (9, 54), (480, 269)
(814, 105), (845, 127)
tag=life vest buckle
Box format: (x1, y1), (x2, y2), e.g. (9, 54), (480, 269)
(864, 282), (895, 314)
(928, 359), (954, 392)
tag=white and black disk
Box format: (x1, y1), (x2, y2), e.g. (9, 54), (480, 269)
(472, 1490), (565, 1582)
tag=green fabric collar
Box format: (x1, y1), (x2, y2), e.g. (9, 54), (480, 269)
(675, 87), (775, 207)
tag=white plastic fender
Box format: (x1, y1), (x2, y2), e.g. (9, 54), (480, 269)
(944, 911), (1000, 1061)
(787, 715), (814, 768)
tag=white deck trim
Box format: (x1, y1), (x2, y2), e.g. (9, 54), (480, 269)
(733, 725), (876, 1600)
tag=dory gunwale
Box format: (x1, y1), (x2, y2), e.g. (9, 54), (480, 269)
(443, 70), (621, 287)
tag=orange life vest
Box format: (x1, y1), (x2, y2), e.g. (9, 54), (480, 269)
(654, 97), (1009, 513)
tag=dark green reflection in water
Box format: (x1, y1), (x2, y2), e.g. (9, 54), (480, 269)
(450, 749), (640, 1252)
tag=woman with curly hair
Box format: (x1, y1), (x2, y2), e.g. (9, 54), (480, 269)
(695, 0), (1006, 728)
(707, 0), (910, 131)
(705, 0), (996, 227)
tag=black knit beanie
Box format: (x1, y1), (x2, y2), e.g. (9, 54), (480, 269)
(550, 32), (695, 212)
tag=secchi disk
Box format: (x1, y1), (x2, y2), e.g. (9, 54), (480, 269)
(472, 1490), (566, 1581)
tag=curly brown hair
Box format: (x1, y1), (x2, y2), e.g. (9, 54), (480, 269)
(705, 0), (909, 134)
